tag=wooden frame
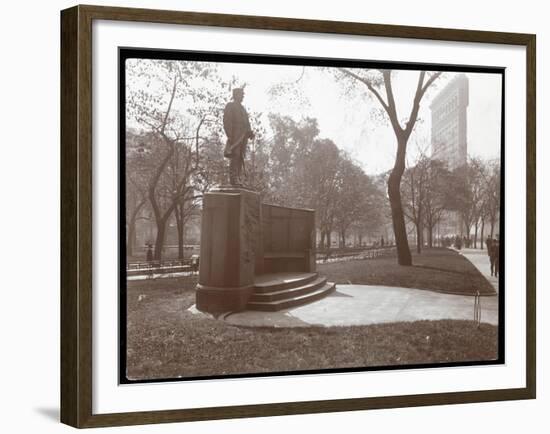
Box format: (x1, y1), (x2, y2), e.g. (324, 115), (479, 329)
(61, 4), (536, 428)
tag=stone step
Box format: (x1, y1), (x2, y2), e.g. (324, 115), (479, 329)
(247, 282), (336, 312)
(253, 272), (318, 293)
(249, 276), (328, 302)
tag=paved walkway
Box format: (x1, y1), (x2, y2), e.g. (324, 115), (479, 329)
(188, 248), (500, 329)
(460, 248), (499, 292)
(221, 283), (498, 328)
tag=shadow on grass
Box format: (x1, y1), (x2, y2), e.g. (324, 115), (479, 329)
(413, 264), (477, 277)
(318, 248), (495, 296)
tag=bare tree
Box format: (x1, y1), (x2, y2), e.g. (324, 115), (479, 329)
(333, 155), (381, 247)
(477, 159), (500, 249)
(454, 157), (486, 245)
(126, 130), (153, 257)
(416, 151), (453, 249)
(337, 68), (442, 265)
(484, 161), (501, 238)
(302, 139), (341, 249)
(126, 59), (226, 259)
(126, 169), (148, 257)
(423, 159), (452, 248)
(402, 155), (428, 253)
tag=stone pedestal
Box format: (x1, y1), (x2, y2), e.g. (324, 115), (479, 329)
(196, 187), (262, 313)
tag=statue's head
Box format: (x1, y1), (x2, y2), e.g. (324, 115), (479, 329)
(232, 87), (245, 103)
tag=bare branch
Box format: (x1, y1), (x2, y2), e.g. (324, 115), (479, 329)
(421, 71), (442, 96)
(160, 74), (178, 135)
(338, 68), (390, 112)
(382, 71), (404, 135)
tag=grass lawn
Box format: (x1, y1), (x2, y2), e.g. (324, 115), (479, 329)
(318, 247), (495, 296)
(126, 274), (498, 381)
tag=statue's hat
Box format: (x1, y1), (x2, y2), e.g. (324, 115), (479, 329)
(232, 87), (245, 97)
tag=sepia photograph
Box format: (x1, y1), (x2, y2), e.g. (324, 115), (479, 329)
(120, 49), (504, 383)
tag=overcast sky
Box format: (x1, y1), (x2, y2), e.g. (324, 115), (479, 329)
(128, 59), (502, 176)
(212, 62), (502, 175)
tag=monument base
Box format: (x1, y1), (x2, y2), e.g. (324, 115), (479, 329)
(196, 284), (254, 314)
(196, 185), (326, 314)
(195, 186), (261, 314)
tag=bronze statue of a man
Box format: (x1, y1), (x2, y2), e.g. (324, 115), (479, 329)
(223, 87), (254, 186)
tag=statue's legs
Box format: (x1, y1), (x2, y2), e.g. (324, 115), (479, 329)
(229, 156), (240, 185)
(229, 144), (246, 185)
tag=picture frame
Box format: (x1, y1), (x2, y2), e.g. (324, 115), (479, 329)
(60, 4), (536, 428)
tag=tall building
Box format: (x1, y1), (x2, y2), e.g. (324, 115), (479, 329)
(429, 74), (469, 237)
(430, 74), (469, 169)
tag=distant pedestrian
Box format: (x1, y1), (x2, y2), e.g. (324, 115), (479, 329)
(486, 236), (493, 257)
(381, 236), (385, 247)
(455, 235), (462, 250)
(191, 254), (200, 273)
(146, 244), (153, 263)
(490, 240), (500, 277)
(145, 244), (154, 279)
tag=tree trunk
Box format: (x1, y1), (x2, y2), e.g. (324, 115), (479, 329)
(387, 138), (412, 266)
(474, 221), (479, 249)
(127, 222), (136, 258)
(464, 220), (471, 245)
(127, 197), (146, 258)
(416, 222), (422, 254)
(147, 135), (176, 262)
(427, 225), (434, 249)
(175, 203), (187, 260)
(176, 219), (185, 260)
(479, 219), (485, 250)
(154, 219), (167, 261)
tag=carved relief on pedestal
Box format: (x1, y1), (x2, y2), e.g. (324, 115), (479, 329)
(241, 192), (261, 266)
